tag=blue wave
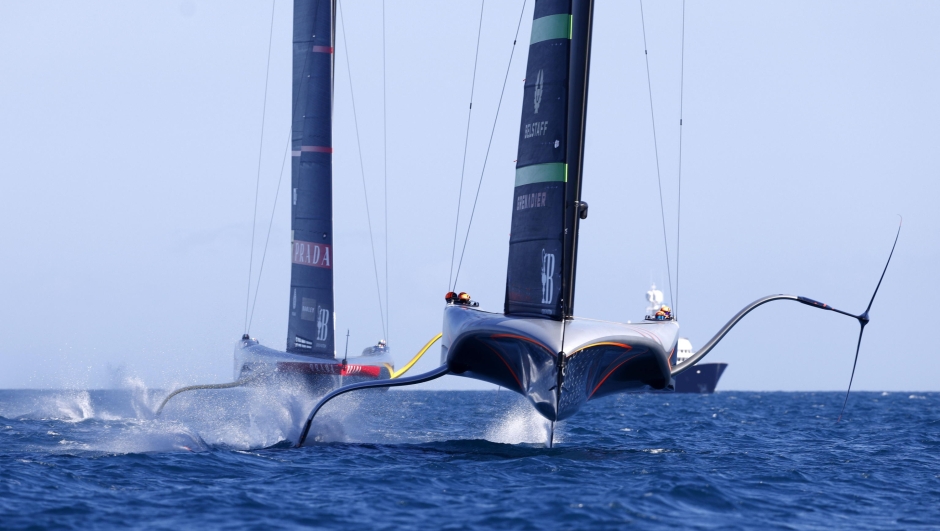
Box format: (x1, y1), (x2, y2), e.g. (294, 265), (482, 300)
(1, 390), (938, 529)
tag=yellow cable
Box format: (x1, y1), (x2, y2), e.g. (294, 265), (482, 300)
(390, 333), (443, 379)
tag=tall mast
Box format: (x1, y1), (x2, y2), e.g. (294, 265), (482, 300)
(504, 0), (595, 319)
(287, 0), (336, 356)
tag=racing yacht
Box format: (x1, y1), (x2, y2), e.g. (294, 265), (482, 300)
(296, 0), (899, 446)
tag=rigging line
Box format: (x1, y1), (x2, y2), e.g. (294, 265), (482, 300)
(246, 0), (323, 334)
(448, 0), (486, 292)
(452, 0), (528, 289)
(383, 0), (389, 344)
(338, 0), (387, 339)
(675, 0), (685, 320)
(639, 0), (674, 310)
(247, 128), (291, 333)
(244, 0), (278, 333)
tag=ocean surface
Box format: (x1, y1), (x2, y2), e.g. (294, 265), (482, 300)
(0, 386), (937, 530)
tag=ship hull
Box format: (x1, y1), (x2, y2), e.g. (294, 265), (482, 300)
(234, 337), (392, 393)
(441, 305), (679, 421)
(674, 362), (727, 393)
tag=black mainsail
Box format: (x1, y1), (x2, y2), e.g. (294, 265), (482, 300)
(288, 0), (336, 357)
(158, 0), (401, 419)
(505, 0), (594, 319)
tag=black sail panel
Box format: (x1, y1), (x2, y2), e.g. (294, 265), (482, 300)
(505, 0), (594, 319)
(287, 0), (335, 357)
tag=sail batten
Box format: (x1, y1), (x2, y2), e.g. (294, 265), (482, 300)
(287, 0), (336, 357)
(505, 0), (594, 319)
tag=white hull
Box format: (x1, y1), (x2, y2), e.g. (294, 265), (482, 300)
(235, 337), (394, 388)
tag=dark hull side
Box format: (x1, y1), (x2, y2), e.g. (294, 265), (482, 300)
(674, 363), (727, 393)
(441, 306), (679, 421)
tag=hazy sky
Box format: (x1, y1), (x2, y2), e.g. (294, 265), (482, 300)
(1, 1), (937, 391)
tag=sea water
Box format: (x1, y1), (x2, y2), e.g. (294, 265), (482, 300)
(0, 387), (937, 530)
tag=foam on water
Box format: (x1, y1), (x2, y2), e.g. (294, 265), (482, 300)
(53, 390), (95, 422)
(0, 377), (333, 453)
(146, 379), (323, 450)
(0, 379), (569, 452)
(485, 398), (556, 445)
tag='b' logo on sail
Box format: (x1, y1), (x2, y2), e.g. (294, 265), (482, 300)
(316, 308), (330, 341)
(541, 249), (555, 304)
(533, 69), (543, 114)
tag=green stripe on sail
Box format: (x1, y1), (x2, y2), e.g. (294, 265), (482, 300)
(515, 163), (567, 186)
(530, 14), (572, 45)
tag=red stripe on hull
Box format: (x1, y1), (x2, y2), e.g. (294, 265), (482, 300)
(277, 362), (381, 378)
